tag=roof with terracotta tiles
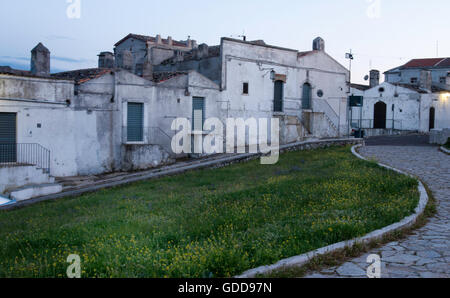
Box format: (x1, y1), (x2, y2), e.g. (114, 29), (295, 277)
(152, 71), (188, 83)
(51, 68), (113, 84)
(397, 58), (450, 69)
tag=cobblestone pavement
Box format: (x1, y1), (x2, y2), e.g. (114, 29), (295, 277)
(305, 145), (450, 278)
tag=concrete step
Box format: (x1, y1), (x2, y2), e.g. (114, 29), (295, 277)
(8, 183), (63, 202)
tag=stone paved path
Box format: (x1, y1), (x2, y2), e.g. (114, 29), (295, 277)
(305, 145), (450, 278)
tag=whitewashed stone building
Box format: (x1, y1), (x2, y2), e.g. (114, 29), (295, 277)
(0, 35), (349, 199)
(350, 65), (450, 136)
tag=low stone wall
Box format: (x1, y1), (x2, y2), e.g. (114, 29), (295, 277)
(0, 165), (54, 194)
(2, 138), (363, 210)
(363, 129), (417, 138)
(122, 144), (174, 171)
(429, 128), (450, 145)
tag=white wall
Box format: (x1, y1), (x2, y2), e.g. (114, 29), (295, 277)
(220, 39), (349, 138)
(351, 82), (450, 133)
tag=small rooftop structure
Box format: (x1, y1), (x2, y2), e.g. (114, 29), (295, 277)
(52, 68), (113, 84)
(114, 33), (196, 49)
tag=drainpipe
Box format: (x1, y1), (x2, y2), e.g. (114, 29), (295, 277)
(111, 71), (118, 171)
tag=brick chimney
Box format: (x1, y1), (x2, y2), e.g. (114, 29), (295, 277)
(369, 70), (380, 88)
(31, 43), (50, 76)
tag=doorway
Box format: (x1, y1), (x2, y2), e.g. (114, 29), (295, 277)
(373, 101), (387, 129)
(429, 107), (435, 131)
(0, 112), (17, 163)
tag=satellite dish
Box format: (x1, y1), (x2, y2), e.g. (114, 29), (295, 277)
(364, 75), (369, 81)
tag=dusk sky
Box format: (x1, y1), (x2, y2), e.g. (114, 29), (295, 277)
(0, 0), (448, 83)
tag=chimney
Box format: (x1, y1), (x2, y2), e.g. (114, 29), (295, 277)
(142, 43), (153, 80)
(31, 43), (50, 76)
(156, 34), (162, 45)
(98, 52), (115, 68)
(191, 40), (198, 49)
(196, 43), (209, 59)
(419, 70), (432, 91)
(167, 36), (173, 46)
(312, 37), (325, 51)
(174, 50), (184, 62)
(369, 70), (380, 88)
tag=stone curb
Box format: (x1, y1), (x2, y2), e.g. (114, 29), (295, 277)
(0, 138), (362, 211)
(236, 144), (429, 278)
(439, 146), (450, 155)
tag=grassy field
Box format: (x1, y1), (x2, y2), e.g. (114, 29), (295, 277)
(0, 146), (419, 278)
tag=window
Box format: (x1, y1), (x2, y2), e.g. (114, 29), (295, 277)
(127, 102), (144, 142)
(440, 77), (446, 84)
(243, 82), (249, 95)
(274, 80), (284, 112)
(192, 97), (205, 131)
(302, 83), (312, 109)
(0, 113), (17, 163)
(410, 77), (418, 84)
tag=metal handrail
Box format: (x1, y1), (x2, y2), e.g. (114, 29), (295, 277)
(313, 98), (340, 132)
(122, 126), (173, 145)
(0, 143), (51, 174)
(351, 119), (403, 130)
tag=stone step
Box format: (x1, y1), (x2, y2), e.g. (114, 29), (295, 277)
(8, 183), (63, 202)
(0, 195), (16, 207)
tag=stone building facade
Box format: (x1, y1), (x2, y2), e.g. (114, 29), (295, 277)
(350, 67), (450, 136)
(0, 34), (349, 199)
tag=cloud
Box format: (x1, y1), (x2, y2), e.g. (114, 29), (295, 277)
(0, 55), (91, 73)
(52, 56), (93, 64)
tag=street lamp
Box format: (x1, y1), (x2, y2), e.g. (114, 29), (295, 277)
(345, 50), (354, 138)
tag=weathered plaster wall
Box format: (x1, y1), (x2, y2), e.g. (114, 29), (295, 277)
(0, 75), (73, 102)
(351, 82), (450, 134)
(154, 56), (222, 85)
(220, 39), (349, 139)
(386, 68), (450, 85)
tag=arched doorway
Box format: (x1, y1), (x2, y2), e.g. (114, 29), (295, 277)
(302, 83), (312, 109)
(429, 107), (435, 131)
(373, 101), (387, 129)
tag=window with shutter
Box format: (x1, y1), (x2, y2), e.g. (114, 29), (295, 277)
(302, 83), (312, 109)
(0, 113), (17, 163)
(192, 97), (205, 131)
(127, 103), (144, 142)
(274, 81), (283, 112)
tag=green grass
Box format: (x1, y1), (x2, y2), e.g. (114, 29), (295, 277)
(0, 146), (419, 278)
(444, 138), (450, 149)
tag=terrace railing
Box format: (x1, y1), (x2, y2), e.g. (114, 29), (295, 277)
(351, 119), (403, 130)
(0, 143), (51, 174)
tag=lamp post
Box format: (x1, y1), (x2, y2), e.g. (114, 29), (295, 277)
(345, 50), (354, 138)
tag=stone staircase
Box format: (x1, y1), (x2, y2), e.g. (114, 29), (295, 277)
(0, 165), (62, 202)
